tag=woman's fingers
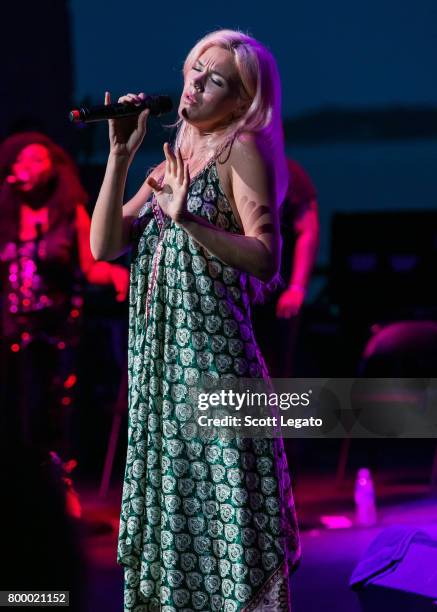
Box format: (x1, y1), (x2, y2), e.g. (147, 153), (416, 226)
(176, 147), (185, 183)
(163, 143), (170, 175)
(146, 176), (162, 192)
(162, 144), (190, 187)
(105, 92), (115, 131)
(163, 142), (177, 175)
(117, 95), (135, 104)
(127, 93), (142, 104)
(138, 109), (150, 132)
(118, 93), (143, 105)
(164, 143), (174, 173)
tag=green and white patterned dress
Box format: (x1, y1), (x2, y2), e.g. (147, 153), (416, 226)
(118, 158), (301, 612)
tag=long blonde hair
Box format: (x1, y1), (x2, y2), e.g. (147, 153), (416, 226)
(172, 29), (288, 209)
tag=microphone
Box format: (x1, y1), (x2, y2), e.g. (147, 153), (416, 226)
(69, 95), (173, 123)
(6, 171), (30, 185)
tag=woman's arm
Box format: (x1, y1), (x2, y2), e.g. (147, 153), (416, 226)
(276, 199), (320, 317)
(288, 199), (319, 290)
(76, 203), (130, 301)
(90, 153), (130, 261)
(89, 91), (153, 261)
(91, 157), (166, 262)
(152, 136), (281, 283)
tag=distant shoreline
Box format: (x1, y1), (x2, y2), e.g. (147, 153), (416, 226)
(283, 105), (437, 143)
(71, 104), (437, 159)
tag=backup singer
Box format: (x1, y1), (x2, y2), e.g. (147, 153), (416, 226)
(0, 132), (129, 463)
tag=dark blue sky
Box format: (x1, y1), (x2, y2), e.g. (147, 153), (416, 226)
(71, 0), (437, 116)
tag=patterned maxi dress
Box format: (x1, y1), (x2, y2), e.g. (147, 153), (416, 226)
(118, 158), (301, 612)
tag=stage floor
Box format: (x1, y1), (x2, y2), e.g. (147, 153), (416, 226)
(75, 466), (437, 611)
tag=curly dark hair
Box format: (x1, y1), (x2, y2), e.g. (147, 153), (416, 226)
(0, 132), (88, 246)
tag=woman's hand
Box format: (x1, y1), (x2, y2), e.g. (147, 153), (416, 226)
(106, 91), (150, 160)
(146, 143), (190, 223)
(110, 264), (130, 302)
(276, 286), (305, 318)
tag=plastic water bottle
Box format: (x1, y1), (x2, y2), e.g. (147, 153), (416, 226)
(354, 467), (377, 526)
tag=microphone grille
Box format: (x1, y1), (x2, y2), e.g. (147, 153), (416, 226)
(149, 95), (173, 116)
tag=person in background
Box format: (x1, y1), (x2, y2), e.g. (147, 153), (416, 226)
(253, 158), (320, 377)
(0, 132), (129, 486)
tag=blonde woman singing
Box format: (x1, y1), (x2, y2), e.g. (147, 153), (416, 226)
(91, 28), (301, 612)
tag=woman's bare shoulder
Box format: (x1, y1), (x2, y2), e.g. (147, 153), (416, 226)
(229, 131), (269, 165)
(226, 132), (270, 181)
